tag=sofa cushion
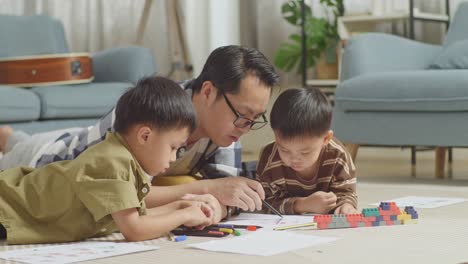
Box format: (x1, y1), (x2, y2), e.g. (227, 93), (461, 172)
(335, 70), (468, 112)
(32, 82), (131, 119)
(0, 86), (41, 122)
(0, 15), (68, 58)
(428, 39), (468, 69)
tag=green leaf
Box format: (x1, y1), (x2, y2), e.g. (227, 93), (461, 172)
(275, 0), (342, 73)
(281, 0), (312, 26)
(289, 34), (302, 43)
(274, 41), (302, 72)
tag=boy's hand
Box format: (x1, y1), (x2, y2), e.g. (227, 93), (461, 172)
(181, 194), (224, 223)
(180, 201), (213, 229)
(296, 191), (337, 214)
(334, 203), (359, 214)
(207, 177), (264, 212)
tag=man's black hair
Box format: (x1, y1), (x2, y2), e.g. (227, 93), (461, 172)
(192, 45), (279, 97)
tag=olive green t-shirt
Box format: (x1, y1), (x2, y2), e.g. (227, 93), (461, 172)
(0, 132), (150, 245)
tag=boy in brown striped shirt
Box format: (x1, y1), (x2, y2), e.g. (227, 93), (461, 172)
(256, 88), (358, 215)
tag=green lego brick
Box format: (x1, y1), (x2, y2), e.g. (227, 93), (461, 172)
(362, 208), (380, 217)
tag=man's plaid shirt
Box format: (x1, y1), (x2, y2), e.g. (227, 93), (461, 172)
(35, 79), (243, 178)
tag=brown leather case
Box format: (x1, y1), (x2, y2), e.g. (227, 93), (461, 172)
(0, 53), (94, 87)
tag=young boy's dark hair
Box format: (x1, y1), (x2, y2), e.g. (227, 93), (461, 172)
(114, 76), (197, 134)
(192, 45), (279, 97)
(270, 88), (332, 139)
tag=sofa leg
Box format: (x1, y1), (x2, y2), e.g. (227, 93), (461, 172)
(435, 147), (446, 179)
(410, 146), (417, 177)
(345, 143), (359, 161)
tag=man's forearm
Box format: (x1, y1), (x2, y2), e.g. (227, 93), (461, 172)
(146, 180), (212, 208)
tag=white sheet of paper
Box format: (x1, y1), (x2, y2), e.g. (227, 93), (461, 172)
(0, 242), (159, 264)
(371, 196), (466, 208)
(189, 230), (338, 256)
(222, 213), (315, 229)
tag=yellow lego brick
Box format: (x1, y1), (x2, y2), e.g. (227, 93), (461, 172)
(402, 219), (418, 225)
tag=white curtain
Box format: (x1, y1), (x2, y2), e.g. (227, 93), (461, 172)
(0, 0), (172, 76)
(182, 0), (241, 76)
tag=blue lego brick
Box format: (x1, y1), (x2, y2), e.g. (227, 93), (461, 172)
(404, 206), (416, 214)
(379, 202), (390, 210)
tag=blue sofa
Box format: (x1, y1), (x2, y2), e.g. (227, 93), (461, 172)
(331, 3), (468, 178)
(0, 15), (156, 134)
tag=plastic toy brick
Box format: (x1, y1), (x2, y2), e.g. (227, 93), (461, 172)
(362, 208), (380, 217)
(312, 201), (419, 230)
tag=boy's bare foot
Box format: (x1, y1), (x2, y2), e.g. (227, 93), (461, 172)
(0, 126), (13, 153)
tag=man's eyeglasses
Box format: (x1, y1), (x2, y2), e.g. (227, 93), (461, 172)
(222, 93), (268, 130)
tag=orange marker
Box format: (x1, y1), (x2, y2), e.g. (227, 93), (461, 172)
(247, 225), (257, 231)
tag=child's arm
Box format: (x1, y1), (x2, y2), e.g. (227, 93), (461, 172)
(256, 173), (297, 215)
(112, 200), (212, 242)
(293, 191), (337, 214)
(329, 150), (358, 214)
(180, 194), (227, 222)
(145, 178), (264, 212)
(146, 190), (226, 222)
(255, 145), (297, 215)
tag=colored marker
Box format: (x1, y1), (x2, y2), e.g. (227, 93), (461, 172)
(218, 228), (233, 234)
(174, 235), (187, 242)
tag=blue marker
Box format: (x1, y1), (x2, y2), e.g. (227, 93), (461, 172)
(174, 235), (187, 242)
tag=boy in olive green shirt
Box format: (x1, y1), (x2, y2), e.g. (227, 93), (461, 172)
(0, 77), (221, 245)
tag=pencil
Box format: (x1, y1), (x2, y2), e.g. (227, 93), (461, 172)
(215, 224), (263, 229)
(273, 222), (317, 231)
(262, 200), (283, 218)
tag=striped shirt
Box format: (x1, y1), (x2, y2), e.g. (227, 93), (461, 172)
(34, 79), (243, 179)
(256, 137), (357, 215)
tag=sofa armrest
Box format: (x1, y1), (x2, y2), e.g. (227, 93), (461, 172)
(340, 33), (442, 82)
(92, 46), (156, 84)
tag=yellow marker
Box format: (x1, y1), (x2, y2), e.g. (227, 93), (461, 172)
(167, 232), (175, 241)
(273, 222), (317, 231)
(219, 228), (234, 234)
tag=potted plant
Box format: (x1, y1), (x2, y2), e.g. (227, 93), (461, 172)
(274, 0), (344, 79)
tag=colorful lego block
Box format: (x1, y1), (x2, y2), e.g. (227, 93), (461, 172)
(362, 208), (380, 217)
(312, 201), (419, 230)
